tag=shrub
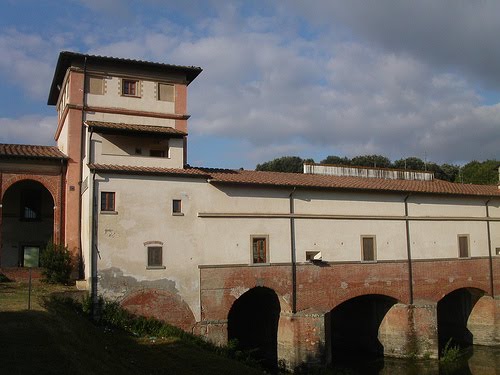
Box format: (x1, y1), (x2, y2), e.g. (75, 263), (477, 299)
(0, 272), (12, 282)
(40, 242), (72, 284)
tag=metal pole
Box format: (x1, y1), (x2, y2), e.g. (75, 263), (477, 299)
(28, 267), (32, 310)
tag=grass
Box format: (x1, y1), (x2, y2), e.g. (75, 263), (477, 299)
(0, 279), (264, 375)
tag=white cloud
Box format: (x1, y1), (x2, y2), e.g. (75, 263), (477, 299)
(0, 115), (57, 146)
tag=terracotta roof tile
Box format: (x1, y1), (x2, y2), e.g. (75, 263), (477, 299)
(0, 144), (67, 159)
(205, 169), (500, 197)
(85, 121), (186, 136)
(89, 164), (210, 178)
(90, 164), (500, 197)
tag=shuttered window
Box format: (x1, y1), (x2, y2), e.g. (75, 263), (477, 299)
(252, 236), (268, 264)
(458, 235), (469, 258)
(147, 246), (163, 267)
(158, 83), (175, 102)
(87, 76), (104, 95)
(101, 192), (115, 212)
(362, 236), (376, 262)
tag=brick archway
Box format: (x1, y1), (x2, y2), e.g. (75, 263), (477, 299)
(0, 172), (65, 267)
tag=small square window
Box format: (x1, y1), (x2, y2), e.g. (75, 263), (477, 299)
(361, 236), (376, 262)
(147, 246), (163, 267)
(101, 192), (115, 212)
(458, 235), (470, 258)
(252, 236), (268, 264)
(172, 199), (182, 215)
(158, 83), (175, 102)
(122, 79), (139, 96)
(496, 247), (500, 256)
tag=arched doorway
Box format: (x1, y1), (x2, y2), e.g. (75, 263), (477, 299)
(329, 294), (398, 360)
(437, 287), (484, 352)
(227, 287), (281, 369)
(1, 180), (55, 267)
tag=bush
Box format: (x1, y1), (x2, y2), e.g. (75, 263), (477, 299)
(40, 242), (72, 284)
(0, 272), (12, 282)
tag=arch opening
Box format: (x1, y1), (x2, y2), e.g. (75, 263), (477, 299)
(227, 287), (280, 369)
(1, 180), (54, 267)
(329, 294), (398, 360)
(437, 287), (484, 353)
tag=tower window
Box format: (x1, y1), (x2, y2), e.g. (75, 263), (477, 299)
(122, 79), (139, 97)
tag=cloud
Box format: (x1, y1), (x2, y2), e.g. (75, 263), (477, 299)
(0, 29), (65, 99)
(0, 115), (57, 145)
(288, 0), (500, 90)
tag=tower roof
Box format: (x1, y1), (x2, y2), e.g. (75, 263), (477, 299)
(48, 51), (202, 105)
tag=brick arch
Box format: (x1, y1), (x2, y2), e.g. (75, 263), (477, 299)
(329, 287), (402, 312)
(121, 288), (196, 332)
(2, 174), (59, 204)
(1, 172), (64, 244)
(435, 284), (489, 303)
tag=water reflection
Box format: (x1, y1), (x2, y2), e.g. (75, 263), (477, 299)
(328, 345), (500, 375)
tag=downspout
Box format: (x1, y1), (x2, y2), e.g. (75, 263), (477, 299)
(88, 128), (99, 317)
(485, 198), (494, 297)
(59, 159), (65, 245)
(289, 187), (297, 314)
(404, 194), (414, 305)
(78, 56), (88, 279)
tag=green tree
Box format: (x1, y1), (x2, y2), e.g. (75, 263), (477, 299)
(320, 155), (351, 165)
(255, 156), (308, 173)
(439, 163), (460, 182)
(458, 160), (500, 185)
(393, 157), (426, 171)
(350, 155), (392, 168)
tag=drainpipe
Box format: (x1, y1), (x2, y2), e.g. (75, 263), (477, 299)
(404, 194), (414, 305)
(90, 168), (98, 318)
(485, 198), (494, 297)
(78, 56), (88, 279)
(289, 187), (297, 314)
(59, 159), (65, 245)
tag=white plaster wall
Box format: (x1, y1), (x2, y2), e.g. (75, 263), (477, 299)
(294, 190), (405, 216)
(488, 198), (500, 218)
(408, 196), (487, 217)
(295, 219), (407, 262)
(409, 221), (489, 259)
(56, 117), (69, 154)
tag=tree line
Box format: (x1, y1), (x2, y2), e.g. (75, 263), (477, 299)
(255, 155), (500, 185)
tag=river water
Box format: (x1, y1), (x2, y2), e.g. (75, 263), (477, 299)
(328, 346), (500, 375)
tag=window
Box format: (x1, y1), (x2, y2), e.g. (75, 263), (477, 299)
(147, 246), (163, 268)
(122, 79), (139, 96)
(496, 247), (500, 256)
(101, 192), (115, 212)
(251, 236), (268, 264)
(86, 76), (104, 95)
(21, 190), (41, 220)
(150, 149), (166, 157)
(172, 199), (182, 215)
(361, 236), (376, 262)
(158, 83), (175, 102)
(23, 246), (40, 267)
(458, 235), (470, 258)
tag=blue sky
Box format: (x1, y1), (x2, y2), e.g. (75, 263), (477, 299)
(1, 0), (499, 169)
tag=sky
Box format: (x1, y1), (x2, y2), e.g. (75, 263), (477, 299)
(0, 0), (499, 169)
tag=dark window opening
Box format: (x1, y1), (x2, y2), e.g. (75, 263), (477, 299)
(149, 149), (166, 157)
(172, 199), (182, 214)
(101, 192), (115, 212)
(21, 189), (42, 221)
(147, 246), (163, 267)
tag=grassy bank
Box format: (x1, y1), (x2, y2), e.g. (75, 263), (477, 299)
(0, 278), (264, 375)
